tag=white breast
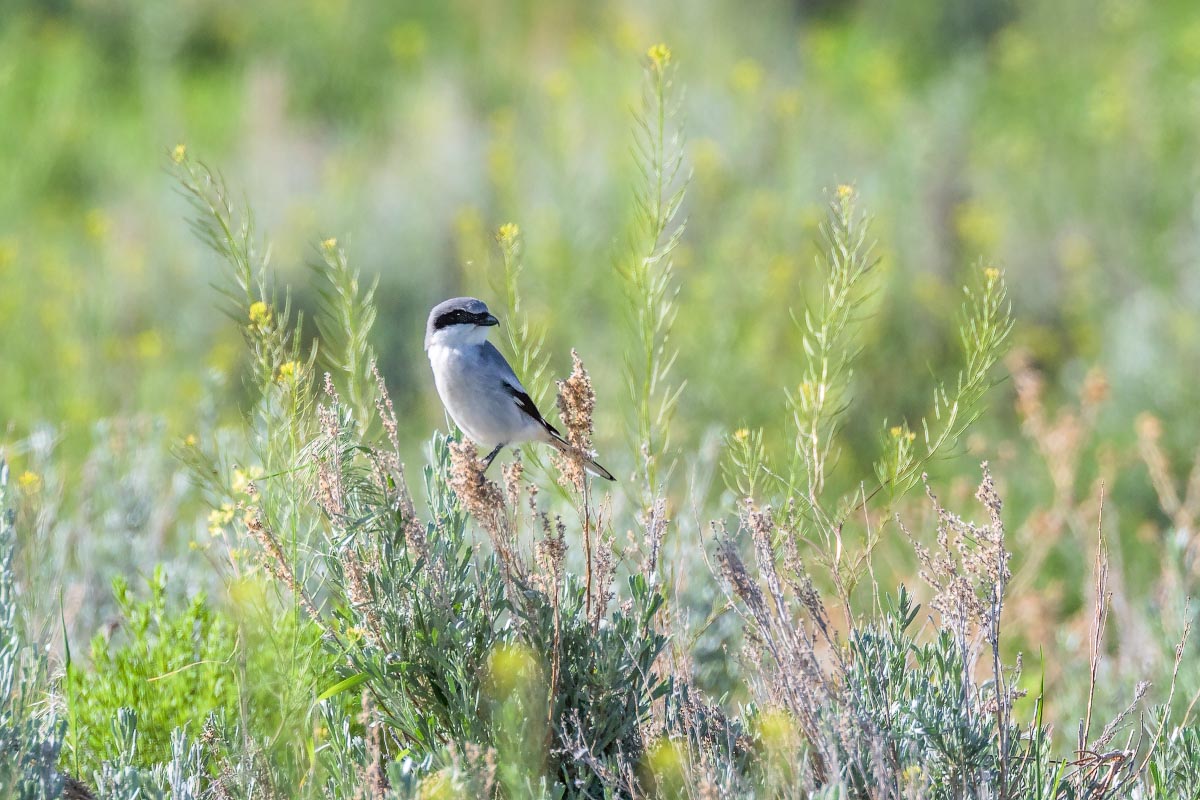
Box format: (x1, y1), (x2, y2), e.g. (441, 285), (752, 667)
(427, 342), (541, 447)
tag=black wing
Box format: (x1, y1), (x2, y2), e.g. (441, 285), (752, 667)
(502, 381), (561, 438)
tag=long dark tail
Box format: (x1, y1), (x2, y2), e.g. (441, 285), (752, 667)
(547, 432), (615, 481)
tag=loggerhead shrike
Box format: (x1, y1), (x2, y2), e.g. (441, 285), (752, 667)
(425, 297), (615, 481)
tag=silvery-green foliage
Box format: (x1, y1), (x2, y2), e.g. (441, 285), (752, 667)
(316, 701), (369, 800)
(0, 461), (66, 800)
(89, 709), (204, 800)
(316, 429), (508, 752)
(90, 708), (150, 798)
(837, 590), (1006, 795)
(311, 425), (668, 795)
(1144, 723), (1200, 798)
(11, 419), (202, 647)
(163, 729), (204, 800)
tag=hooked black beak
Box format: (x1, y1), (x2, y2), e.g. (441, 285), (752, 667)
(480, 313), (499, 327)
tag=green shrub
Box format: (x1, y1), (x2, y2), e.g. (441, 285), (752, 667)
(66, 569), (237, 775)
(65, 566), (336, 787)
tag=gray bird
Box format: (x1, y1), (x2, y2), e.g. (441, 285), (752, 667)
(425, 297), (615, 481)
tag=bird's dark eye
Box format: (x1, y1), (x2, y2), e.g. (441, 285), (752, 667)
(434, 309), (475, 330)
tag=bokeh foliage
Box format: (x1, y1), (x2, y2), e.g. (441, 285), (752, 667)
(3, 0), (1200, 796)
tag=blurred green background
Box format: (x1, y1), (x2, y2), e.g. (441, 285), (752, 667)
(2, 0), (1199, 697)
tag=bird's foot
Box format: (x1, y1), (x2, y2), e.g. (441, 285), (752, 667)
(481, 443), (504, 471)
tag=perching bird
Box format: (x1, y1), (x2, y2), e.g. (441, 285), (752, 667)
(425, 296), (615, 481)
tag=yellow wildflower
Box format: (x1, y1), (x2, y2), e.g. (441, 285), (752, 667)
(984, 266), (1000, 282)
(757, 708), (798, 751)
(136, 329), (162, 360)
(248, 301), (271, 329)
(955, 201), (1001, 251)
(277, 361), (298, 382)
(321, 237), (337, 253)
(85, 210), (110, 241)
(388, 21), (427, 62)
(485, 643), (540, 699)
(773, 89), (801, 119)
(487, 143), (515, 188)
(644, 740), (687, 794)
(733, 428), (749, 443)
(17, 471), (41, 492)
(646, 42), (672, 68)
(496, 222), (520, 245)
(171, 143), (187, 164)
(1057, 232), (1093, 271)
(731, 58), (763, 94)
(691, 137), (724, 179)
(996, 28), (1034, 73)
(836, 184), (854, 200)
(184, 434), (198, 447)
(232, 467), (262, 496)
(0, 238), (17, 269)
(543, 69), (570, 99)
(417, 769), (459, 800)
(207, 503), (235, 535)
(890, 426), (903, 438)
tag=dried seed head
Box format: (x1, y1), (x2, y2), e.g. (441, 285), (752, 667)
(448, 440), (506, 520)
(592, 533), (617, 620)
(556, 350), (596, 450)
(371, 361), (401, 455)
(1081, 367), (1109, 410)
(642, 495), (668, 577)
(354, 690), (387, 800)
(554, 350), (598, 492)
(341, 546), (383, 646)
(502, 452), (524, 509)
(244, 508), (322, 624)
(909, 465), (1011, 637)
(447, 440), (524, 585)
(555, 449), (585, 494)
(716, 538), (765, 616)
(315, 400), (346, 518)
(533, 514), (567, 596)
